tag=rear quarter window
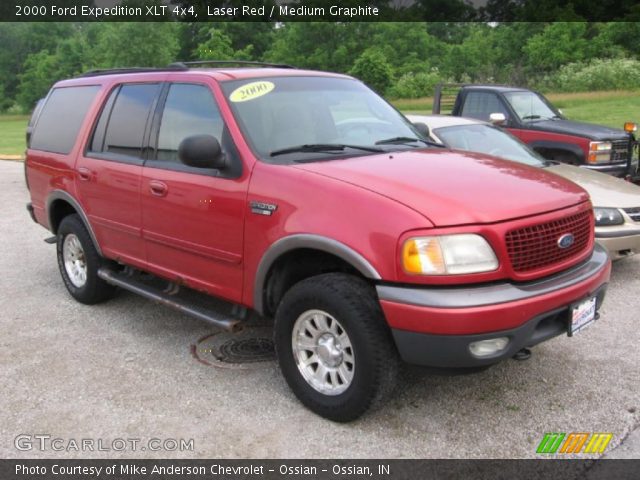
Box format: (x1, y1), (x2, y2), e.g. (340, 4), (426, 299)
(30, 85), (100, 154)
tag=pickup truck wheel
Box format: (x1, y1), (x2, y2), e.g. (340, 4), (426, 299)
(56, 214), (115, 305)
(274, 273), (399, 422)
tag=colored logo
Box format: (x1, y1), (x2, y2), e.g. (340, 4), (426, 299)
(557, 233), (575, 249)
(537, 432), (613, 454)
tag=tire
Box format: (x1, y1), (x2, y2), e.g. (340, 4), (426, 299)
(56, 214), (115, 305)
(274, 273), (400, 422)
(551, 151), (579, 165)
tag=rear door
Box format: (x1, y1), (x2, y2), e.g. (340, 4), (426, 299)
(76, 82), (162, 268)
(140, 80), (248, 303)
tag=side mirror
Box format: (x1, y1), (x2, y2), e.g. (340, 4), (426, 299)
(178, 135), (225, 169)
(489, 113), (507, 126)
(413, 122), (430, 138)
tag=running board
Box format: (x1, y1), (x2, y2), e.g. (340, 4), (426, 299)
(97, 267), (242, 332)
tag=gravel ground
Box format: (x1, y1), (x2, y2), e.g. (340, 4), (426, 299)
(0, 160), (638, 459)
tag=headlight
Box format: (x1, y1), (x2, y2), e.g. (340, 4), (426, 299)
(594, 207), (624, 226)
(588, 141), (612, 164)
(402, 234), (498, 275)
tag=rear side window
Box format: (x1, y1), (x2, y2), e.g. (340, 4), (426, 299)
(30, 86), (100, 154)
(90, 83), (160, 160)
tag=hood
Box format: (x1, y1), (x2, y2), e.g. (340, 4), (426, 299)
(527, 119), (629, 141)
(546, 163), (640, 209)
(294, 149), (589, 227)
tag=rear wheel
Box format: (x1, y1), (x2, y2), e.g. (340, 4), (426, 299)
(56, 214), (115, 304)
(274, 273), (399, 422)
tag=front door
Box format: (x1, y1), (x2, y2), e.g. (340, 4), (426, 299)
(140, 82), (248, 303)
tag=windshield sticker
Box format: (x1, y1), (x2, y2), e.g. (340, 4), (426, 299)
(229, 81), (275, 102)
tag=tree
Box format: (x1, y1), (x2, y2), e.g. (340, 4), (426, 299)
(93, 22), (180, 68)
(523, 22), (591, 72)
(349, 49), (393, 94)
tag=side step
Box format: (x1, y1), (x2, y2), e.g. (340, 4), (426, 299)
(97, 267), (242, 332)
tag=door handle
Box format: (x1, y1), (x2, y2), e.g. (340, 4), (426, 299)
(149, 180), (168, 197)
(77, 167), (93, 182)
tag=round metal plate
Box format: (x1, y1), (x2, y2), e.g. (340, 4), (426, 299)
(192, 326), (275, 370)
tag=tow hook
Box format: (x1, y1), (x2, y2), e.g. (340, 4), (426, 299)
(512, 348), (532, 361)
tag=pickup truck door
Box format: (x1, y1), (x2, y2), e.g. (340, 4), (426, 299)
(140, 81), (248, 303)
(458, 91), (511, 124)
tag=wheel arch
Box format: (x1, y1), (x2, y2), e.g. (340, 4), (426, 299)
(528, 140), (585, 163)
(46, 190), (103, 256)
(254, 234), (381, 317)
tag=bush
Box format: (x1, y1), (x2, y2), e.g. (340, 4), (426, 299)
(387, 69), (451, 99)
(540, 58), (640, 92)
(349, 49), (393, 95)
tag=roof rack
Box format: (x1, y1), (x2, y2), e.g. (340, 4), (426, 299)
(78, 60), (295, 79)
(169, 60), (295, 69)
(79, 65), (188, 78)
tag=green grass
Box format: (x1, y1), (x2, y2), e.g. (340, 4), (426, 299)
(546, 90), (640, 128)
(390, 89), (640, 129)
(0, 115), (28, 158)
(1, 90), (639, 158)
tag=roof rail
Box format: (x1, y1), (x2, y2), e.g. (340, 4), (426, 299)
(169, 60), (295, 69)
(78, 65), (188, 78)
(78, 60), (295, 79)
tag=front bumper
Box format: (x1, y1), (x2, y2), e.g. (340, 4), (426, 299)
(596, 227), (640, 260)
(581, 163), (628, 177)
(378, 243), (611, 368)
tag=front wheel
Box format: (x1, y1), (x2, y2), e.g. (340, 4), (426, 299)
(274, 273), (399, 422)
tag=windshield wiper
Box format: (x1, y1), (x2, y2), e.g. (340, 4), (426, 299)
(375, 136), (445, 148)
(270, 143), (384, 157)
(521, 115), (542, 120)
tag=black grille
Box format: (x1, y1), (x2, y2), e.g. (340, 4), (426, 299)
(611, 139), (630, 163)
(623, 207), (640, 223)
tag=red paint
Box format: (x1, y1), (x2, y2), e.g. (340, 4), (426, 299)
(26, 68), (610, 344)
(509, 127), (591, 158)
(381, 257), (611, 335)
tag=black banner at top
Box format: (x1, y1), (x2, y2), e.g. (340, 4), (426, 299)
(3, 0), (640, 22)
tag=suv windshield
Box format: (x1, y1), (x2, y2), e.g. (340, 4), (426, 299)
(434, 124), (547, 167)
(504, 91), (559, 122)
(221, 76), (426, 162)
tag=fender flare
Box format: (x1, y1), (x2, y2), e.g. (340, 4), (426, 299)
(253, 234), (381, 315)
(46, 190), (103, 256)
(527, 140), (585, 162)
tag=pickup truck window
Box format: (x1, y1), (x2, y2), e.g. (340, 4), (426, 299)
(30, 86), (100, 154)
(221, 76), (420, 163)
(90, 83), (161, 160)
(155, 84), (224, 163)
(460, 91), (508, 122)
(503, 91), (558, 121)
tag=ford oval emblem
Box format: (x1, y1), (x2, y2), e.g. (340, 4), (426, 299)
(558, 233), (575, 249)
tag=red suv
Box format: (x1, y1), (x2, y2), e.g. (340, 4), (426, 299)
(25, 62), (611, 421)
